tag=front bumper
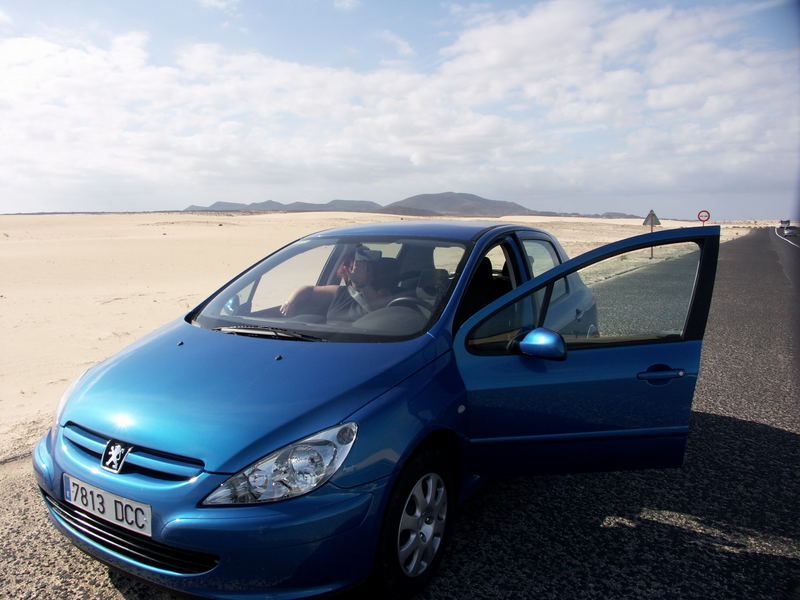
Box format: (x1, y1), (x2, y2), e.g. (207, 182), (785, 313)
(33, 430), (389, 600)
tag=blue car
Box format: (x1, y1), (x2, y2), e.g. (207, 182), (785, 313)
(34, 221), (719, 599)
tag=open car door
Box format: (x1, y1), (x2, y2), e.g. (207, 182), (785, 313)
(454, 226), (719, 475)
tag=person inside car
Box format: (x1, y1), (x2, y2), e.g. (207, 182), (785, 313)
(280, 246), (399, 322)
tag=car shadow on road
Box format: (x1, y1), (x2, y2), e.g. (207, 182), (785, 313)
(106, 412), (800, 600)
(418, 412), (800, 600)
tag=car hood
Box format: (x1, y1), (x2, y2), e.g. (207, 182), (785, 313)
(60, 319), (443, 473)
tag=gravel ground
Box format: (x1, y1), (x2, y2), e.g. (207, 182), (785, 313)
(1, 227), (797, 600)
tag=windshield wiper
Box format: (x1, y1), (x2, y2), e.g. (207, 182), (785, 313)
(212, 325), (327, 342)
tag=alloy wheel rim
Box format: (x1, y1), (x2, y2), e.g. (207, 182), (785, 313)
(396, 472), (448, 577)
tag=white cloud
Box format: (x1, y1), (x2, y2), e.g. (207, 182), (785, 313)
(195, 0), (240, 14)
(594, 6), (672, 60)
(445, 3), (498, 26)
(717, 114), (764, 143)
(333, 0), (361, 11)
(0, 0), (797, 218)
(0, 9), (12, 25)
(377, 30), (415, 57)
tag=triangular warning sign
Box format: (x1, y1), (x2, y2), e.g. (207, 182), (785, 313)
(643, 210), (661, 227)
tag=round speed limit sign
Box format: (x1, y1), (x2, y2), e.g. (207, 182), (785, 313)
(697, 210), (711, 223)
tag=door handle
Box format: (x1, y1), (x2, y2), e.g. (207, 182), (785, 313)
(637, 368), (685, 381)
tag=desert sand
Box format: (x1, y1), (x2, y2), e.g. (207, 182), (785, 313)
(0, 211), (763, 462)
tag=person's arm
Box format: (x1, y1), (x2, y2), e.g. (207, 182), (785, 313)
(280, 285), (339, 317)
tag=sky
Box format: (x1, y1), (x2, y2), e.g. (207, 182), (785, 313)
(0, 0), (798, 219)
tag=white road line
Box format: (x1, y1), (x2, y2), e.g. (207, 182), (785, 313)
(774, 227), (800, 248)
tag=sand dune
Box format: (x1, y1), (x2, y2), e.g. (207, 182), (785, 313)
(0, 211), (761, 460)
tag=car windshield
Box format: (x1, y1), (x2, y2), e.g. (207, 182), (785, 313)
(192, 235), (467, 342)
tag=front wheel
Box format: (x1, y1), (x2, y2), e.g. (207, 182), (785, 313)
(376, 447), (455, 598)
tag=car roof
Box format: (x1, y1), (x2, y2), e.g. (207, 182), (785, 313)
(306, 220), (548, 243)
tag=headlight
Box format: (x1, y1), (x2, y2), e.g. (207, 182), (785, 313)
(203, 422), (358, 505)
(54, 369), (89, 430)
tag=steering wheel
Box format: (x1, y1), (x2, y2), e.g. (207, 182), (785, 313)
(388, 296), (432, 313)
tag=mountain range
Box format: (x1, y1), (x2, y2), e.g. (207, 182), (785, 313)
(184, 192), (640, 219)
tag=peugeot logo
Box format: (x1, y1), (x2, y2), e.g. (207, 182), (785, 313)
(102, 440), (132, 473)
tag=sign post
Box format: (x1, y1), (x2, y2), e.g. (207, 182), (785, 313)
(643, 210), (660, 259)
(697, 210), (710, 226)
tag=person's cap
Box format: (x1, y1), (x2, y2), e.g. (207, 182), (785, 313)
(354, 246), (382, 262)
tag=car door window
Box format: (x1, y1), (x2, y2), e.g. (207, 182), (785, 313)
(548, 241), (700, 346)
(520, 238), (565, 311)
(467, 240), (703, 353)
(520, 239), (560, 276)
(454, 241), (518, 329)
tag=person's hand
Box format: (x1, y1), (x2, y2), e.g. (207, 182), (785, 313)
(280, 286), (311, 316)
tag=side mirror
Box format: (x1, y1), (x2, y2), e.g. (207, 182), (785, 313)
(517, 328), (567, 361)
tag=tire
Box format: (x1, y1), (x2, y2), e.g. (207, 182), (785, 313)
(375, 447), (455, 599)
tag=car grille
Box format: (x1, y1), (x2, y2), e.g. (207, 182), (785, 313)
(63, 422), (204, 481)
(42, 490), (219, 575)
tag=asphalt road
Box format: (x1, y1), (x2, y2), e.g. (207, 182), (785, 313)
(773, 227), (800, 292)
(1, 227), (797, 600)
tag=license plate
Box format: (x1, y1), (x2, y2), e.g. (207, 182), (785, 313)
(63, 474), (152, 537)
